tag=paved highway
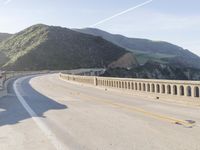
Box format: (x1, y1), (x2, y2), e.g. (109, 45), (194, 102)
(0, 73), (200, 150)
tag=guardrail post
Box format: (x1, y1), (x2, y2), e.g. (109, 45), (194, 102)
(94, 77), (97, 86)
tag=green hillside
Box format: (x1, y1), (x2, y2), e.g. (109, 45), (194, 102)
(0, 24), (129, 71)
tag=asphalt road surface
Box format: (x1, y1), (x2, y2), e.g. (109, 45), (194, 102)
(0, 73), (200, 150)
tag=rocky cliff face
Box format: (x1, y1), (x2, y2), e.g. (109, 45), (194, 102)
(102, 61), (200, 80)
(108, 53), (139, 69)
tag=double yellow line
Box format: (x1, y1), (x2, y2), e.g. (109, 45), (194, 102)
(80, 93), (194, 128)
(60, 77), (195, 128)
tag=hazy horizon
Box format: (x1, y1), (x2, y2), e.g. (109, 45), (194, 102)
(0, 0), (199, 56)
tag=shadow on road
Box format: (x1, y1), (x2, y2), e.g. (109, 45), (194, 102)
(0, 76), (67, 127)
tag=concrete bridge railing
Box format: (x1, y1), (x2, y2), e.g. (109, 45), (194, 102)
(0, 71), (51, 98)
(60, 73), (200, 101)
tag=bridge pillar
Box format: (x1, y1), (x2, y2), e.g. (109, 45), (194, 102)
(191, 86), (195, 98)
(94, 77), (98, 86)
(184, 85), (189, 97)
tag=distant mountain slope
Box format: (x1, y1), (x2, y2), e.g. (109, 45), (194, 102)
(0, 24), (130, 71)
(0, 33), (12, 42)
(75, 28), (200, 69)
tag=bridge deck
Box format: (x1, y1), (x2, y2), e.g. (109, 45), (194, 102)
(0, 73), (200, 150)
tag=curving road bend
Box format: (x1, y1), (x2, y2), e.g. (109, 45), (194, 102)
(0, 73), (200, 150)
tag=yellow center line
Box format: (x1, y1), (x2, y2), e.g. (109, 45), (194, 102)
(79, 93), (193, 128)
(60, 77), (195, 128)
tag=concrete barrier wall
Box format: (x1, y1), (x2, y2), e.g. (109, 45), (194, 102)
(0, 69), (100, 98)
(0, 71), (50, 98)
(60, 73), (200, 101)
(0, 69), (103, 98)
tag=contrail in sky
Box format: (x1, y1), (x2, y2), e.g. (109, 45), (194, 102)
(90, 0), (153, 27)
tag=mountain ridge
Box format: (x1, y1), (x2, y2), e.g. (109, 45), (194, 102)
(75, 28), (200, 69)
(0, 24), (131, 70)
(0, 33), (12, 42)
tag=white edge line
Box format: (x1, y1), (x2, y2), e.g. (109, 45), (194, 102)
(13, 76), (69, 150)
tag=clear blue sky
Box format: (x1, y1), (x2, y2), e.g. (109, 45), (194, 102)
(0, 0), (200, 55)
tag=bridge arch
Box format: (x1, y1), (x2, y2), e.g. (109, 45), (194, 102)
(161, 84), (165, 93)
(125, 82), (127, 89)
(151, 84), (155, 92)
(194, 87), (200, 98)
(135, 83), (138, 90)
(122, 82), (124, 89)
(143, 83), (146, 91)
(179, 86), (184, 96)
(128, 82), (131, 89)
(131, 82), (134, 90)
(119, 81), (121, 88)
(167, 85), (171, 94)
(156, 84), (160, 93)
(187, 86), (192, 97)
(112, 81), (114, 87)
(116, 81), (118, 88)
(139, 83), (142, 91)
(147, 84), (150, 92)
(173, 85), (177, 95)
